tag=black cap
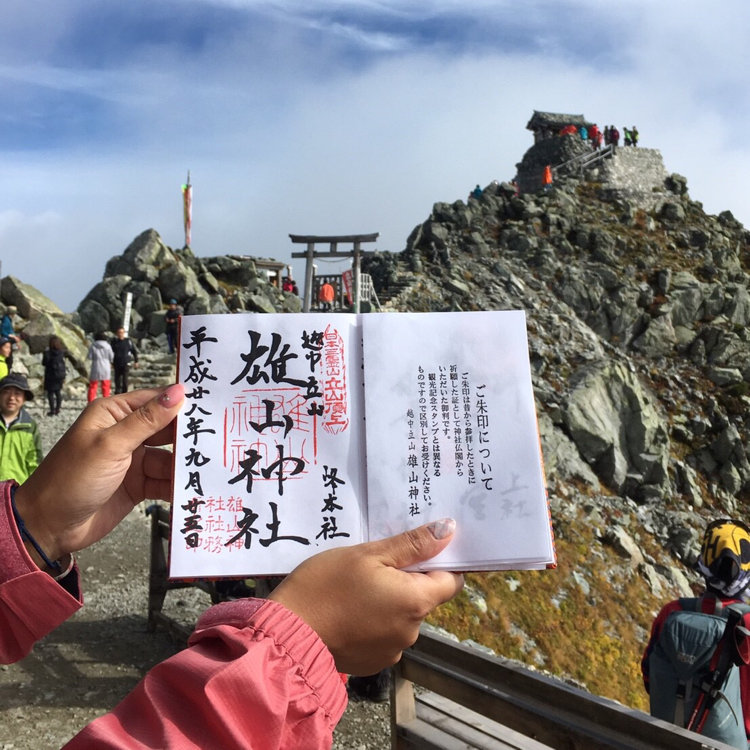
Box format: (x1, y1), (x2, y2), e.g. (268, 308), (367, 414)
(0, 373), (34, 400)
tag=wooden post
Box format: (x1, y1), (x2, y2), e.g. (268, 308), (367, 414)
(390, 669), (417, 750)
(122, 292), (133, 334)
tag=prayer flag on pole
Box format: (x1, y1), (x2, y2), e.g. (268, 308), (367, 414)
(182, 171), (192, 248)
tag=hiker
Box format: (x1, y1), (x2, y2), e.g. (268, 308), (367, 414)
(0, 306), (20, 348)
(165, 299), (182, 355)
(587, 124), (600, 149)
(470, 184), (483, 199)
(631, 126), (639, 147)
(111, 327), (139, 394)
(610, 126), (620, 147)
(0, 338), (11, 380)
(642, 519), (750, 748)
(542, 164), (553, 192)
(623, 126), (632, 146)
(0, 383), (463, 748)
(87, 331), (114, 402)
(319, 281), (335, 312)
(0, 373), (42, 484)
(42, 335), (67, 415)
(0, 306), (21, 369)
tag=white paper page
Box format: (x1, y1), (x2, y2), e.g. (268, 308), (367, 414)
(361, 310), (553, 571)
(170, 313), (367, 578)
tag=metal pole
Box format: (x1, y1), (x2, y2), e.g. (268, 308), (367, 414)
(353, 242), (362, 314)
(302, 243), (315, 313)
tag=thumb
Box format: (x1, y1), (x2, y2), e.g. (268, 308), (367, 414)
(107, 383), (186, 452)
(374, 518), (457, 570)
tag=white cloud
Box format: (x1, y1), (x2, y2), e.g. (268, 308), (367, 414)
(1, 1), (749, 311)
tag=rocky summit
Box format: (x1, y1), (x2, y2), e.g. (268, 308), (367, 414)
(4, 111), (750, 710)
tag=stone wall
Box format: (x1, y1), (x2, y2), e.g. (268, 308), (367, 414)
(516, 135), (669, 209)
(515, 134), (590, 193)
(593, 146), (669, 209)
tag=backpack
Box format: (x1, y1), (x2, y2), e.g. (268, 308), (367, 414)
(648, 596), (750, 748)
(52, 352), (66, 380)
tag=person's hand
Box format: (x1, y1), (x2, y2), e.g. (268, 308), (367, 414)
(14, 384), (185, 566)
(269, 520), (464, 675)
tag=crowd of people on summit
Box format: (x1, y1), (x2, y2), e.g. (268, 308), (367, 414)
(534, 120), (641, 191)
(558, 122), (639, 149)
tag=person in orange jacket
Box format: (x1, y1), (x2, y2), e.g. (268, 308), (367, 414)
(319, 281), (335, 311)
(542, 164), (553, 191)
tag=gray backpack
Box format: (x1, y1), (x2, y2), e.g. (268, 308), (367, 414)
(648, 597), (750, 749)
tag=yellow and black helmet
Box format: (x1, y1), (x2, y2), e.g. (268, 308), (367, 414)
(697, 519), (750, 597)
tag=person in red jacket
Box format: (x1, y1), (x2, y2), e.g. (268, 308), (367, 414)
(1, 384), (464, 749)
(592, 126), (603, 150)
(642, 519), (750, 743)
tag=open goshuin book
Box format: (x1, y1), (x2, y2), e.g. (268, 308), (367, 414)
(169, 310), (555, 578)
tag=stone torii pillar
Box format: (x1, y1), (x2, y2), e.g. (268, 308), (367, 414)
(289, 233), (379, 313)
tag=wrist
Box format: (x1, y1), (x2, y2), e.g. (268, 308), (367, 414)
(12, 485), (64, 572)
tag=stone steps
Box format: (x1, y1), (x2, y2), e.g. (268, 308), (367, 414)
(373, 266), (418, 309)
(127, 346), (177, 389)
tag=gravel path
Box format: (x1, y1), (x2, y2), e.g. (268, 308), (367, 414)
(0, 391), (389, 749)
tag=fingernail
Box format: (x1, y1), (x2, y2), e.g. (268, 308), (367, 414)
(428, 518), (456, 540)
(158, 383), (185, 407)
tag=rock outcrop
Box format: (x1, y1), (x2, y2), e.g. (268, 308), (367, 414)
(76, 229), (302, 339)
(365, 120), (750, 610)
(0, 276), (90, 375)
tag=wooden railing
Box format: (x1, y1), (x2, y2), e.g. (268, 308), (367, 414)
(146, 504), (734, 749)
(391, 628), (737, 749)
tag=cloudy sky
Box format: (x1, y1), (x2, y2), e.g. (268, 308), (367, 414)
(1, 1), (749, 312)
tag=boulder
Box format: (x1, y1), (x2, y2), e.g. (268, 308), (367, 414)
(158, 259), (206, 303)
(77, 274), (131, 333)
(1, 276), (63, 318)
(537, 412), (600, 488)
(605, 526), (644, 566)
(105, 228), (173, 279)
(564, 360), (670, 497)
(631, 314), (677, 357)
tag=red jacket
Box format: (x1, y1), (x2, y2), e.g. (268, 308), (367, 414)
(642, 595), (750, 740)
(0, 482), (347, 748)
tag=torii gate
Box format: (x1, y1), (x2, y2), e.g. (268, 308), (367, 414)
(289, 233), (379, 313)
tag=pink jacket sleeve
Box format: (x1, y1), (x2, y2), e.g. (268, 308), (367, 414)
(1, 477), (348, 748)
(0, 481), (82, 663)
(64, 598), (348, 749)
